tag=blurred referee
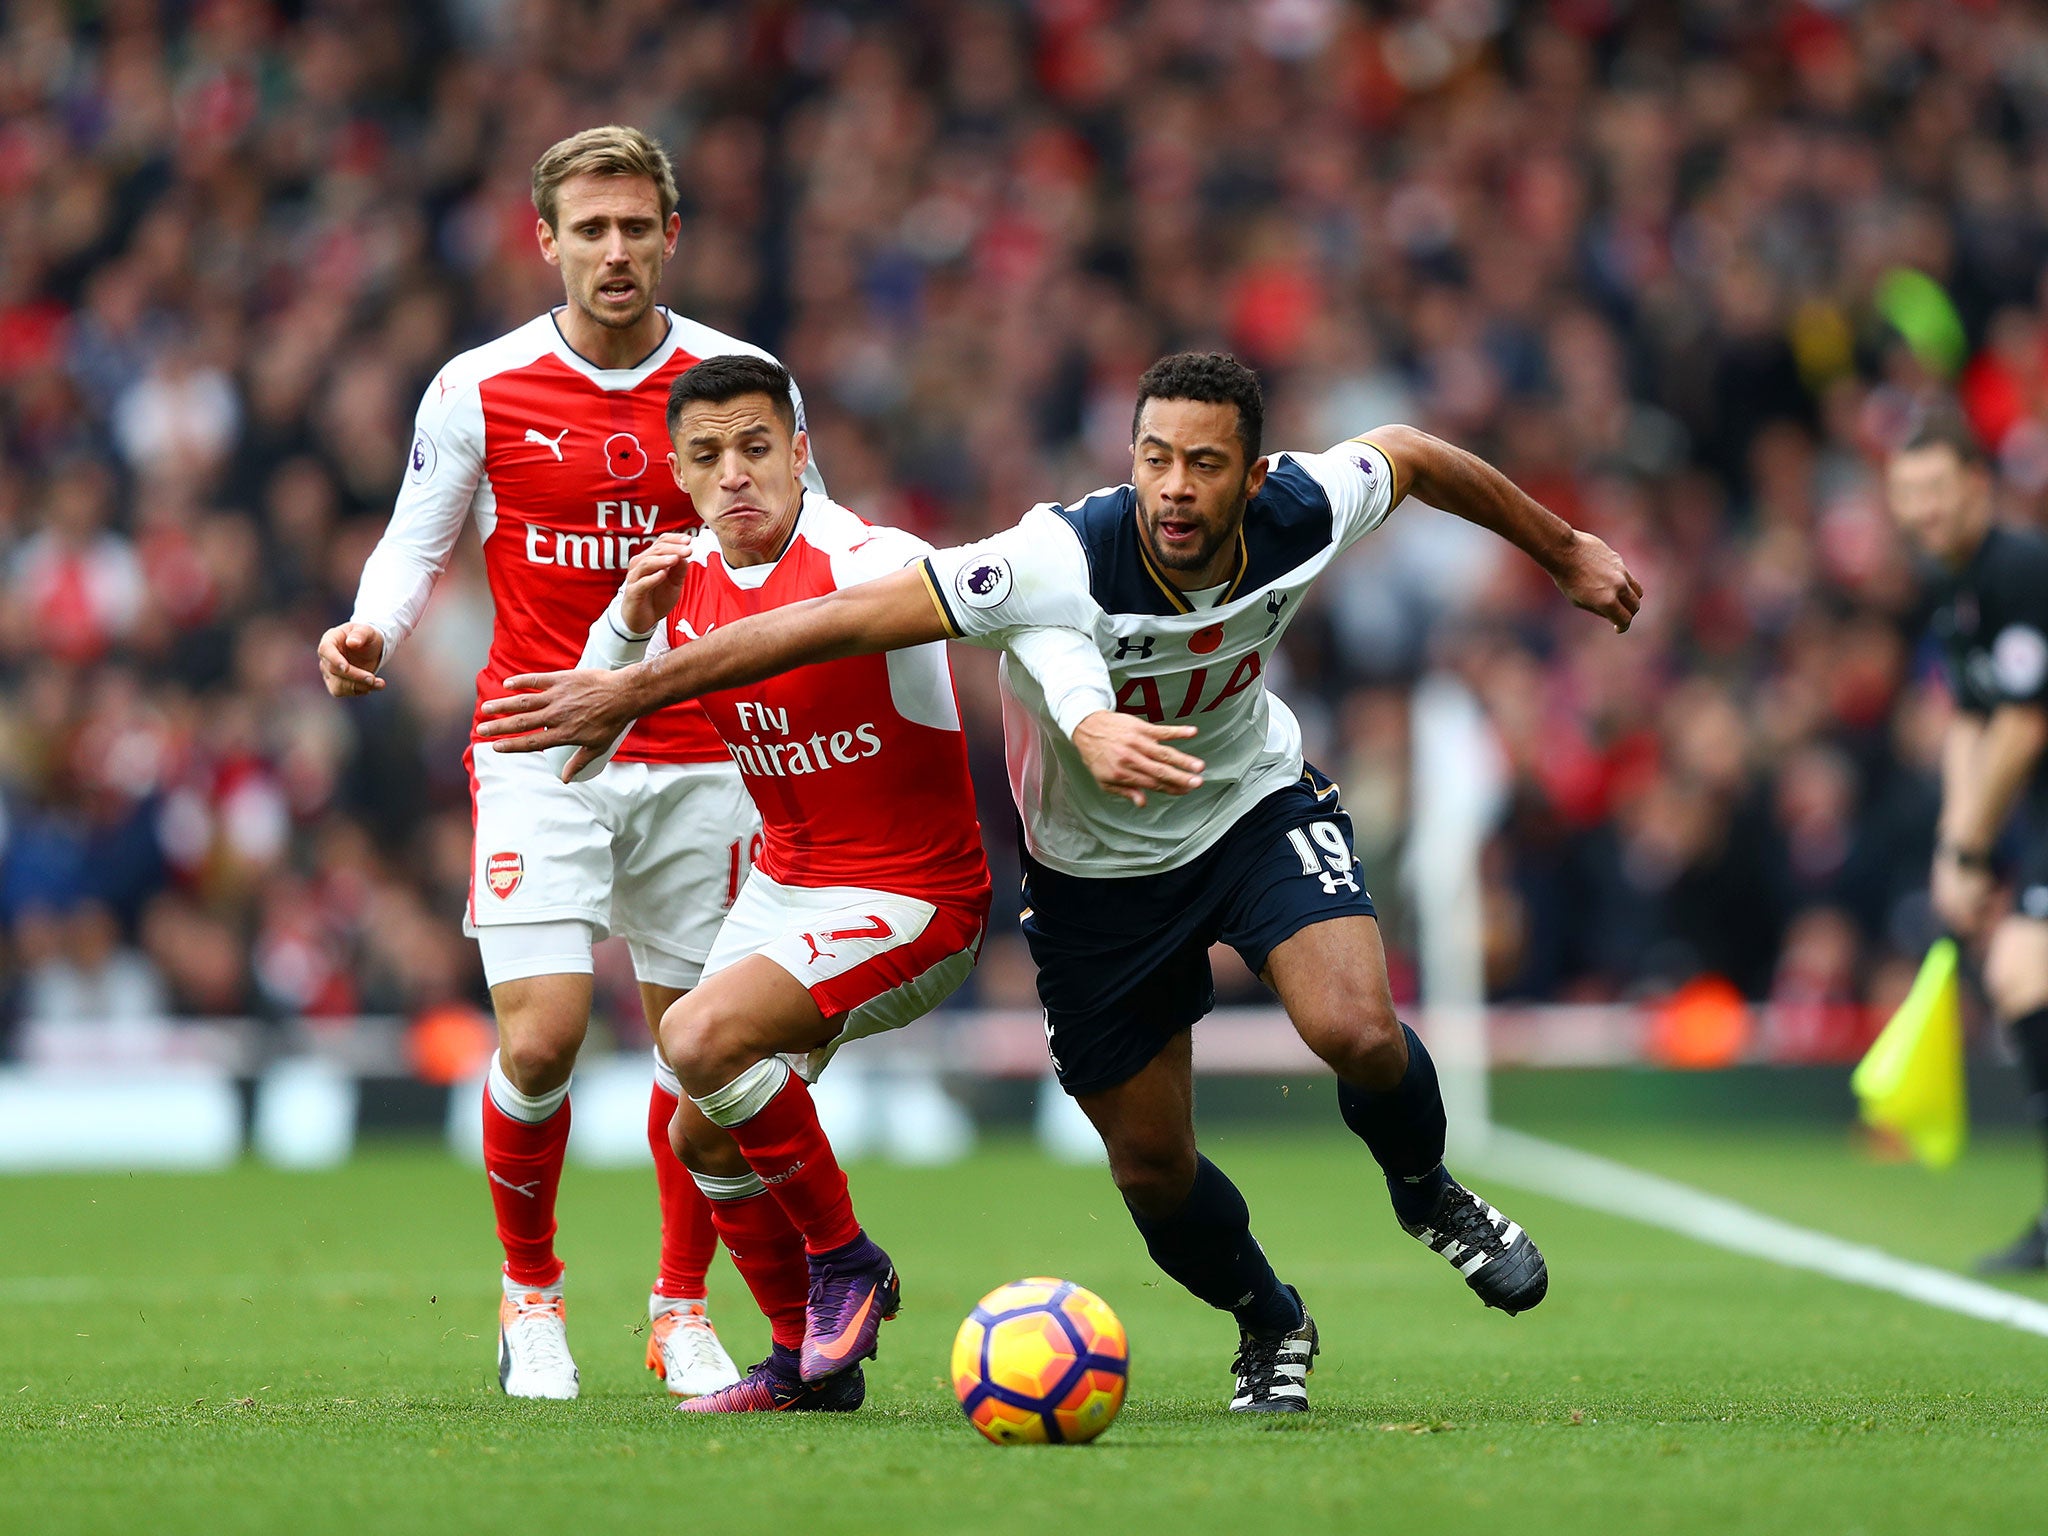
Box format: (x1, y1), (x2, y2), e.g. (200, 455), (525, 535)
(1889, 416), (2048, 1272)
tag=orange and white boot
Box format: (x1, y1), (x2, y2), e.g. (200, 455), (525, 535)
(498, 1273), (579, 1400)
(646, 1297), (741, 1398)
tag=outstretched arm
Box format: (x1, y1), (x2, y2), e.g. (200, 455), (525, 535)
(1364, 424), (1643, 633)
(481, 540), (1208, 800)
(477, 566), (946, 774)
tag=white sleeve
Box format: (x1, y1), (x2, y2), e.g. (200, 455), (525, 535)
(1004, 626), (1114, 737)
(827, 520), (934, 587)
(350, 371), (486, 664)
(790, 373), (828, 499)
(919, 505), (1099, 642)
(1288, 440), (1398, 552)
(541, 592), (655, 784)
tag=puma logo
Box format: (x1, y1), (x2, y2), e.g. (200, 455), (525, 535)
(798, 916), (894, 967)
(489, 1171), (542, 1199)
(524, 427), (568, 461)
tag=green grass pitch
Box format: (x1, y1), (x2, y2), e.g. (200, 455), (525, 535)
(5, 1121), (2046, 1535)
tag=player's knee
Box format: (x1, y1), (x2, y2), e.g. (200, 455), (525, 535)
(1300, 994), (1404, 1089)
(1106, 1136), (1198, 1218)
(497, 1032), (578, 1095)
(660, 996), (747, 1088)
(658, 1000), (710, 1080)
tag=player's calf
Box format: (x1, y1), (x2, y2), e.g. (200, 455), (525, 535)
(683, 1052), (898, 1381)
(1321, 1023), (1549, 1313)
(1101, 1132), (1199, 1219)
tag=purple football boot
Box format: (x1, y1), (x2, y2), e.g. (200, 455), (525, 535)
(677, 1345), (865, 1413)
(800, 1231), (900, 1384)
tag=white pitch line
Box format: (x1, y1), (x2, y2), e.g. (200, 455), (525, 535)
(1479, 1127), (2048, 1341)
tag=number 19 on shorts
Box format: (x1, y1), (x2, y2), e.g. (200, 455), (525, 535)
(1285, 821), (1361, 897)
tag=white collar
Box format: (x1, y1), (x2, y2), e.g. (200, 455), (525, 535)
(545, 306), (680, 389)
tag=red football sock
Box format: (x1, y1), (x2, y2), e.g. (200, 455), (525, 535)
(649, 1080), (718, 1298)
(722, 1074), (862, 1255)
(481, 1084), (571, 1287)
(706, 1187), (809, 1349)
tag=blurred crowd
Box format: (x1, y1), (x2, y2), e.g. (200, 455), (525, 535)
(1, 0), (2044, 1059)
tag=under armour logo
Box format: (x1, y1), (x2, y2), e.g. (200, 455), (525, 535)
(1288, 822), (1360, 898)
(524, 427), (568, 461)
(1114, 634), (1155, 660)
(489, 1171), (542, 1199)
(1265, 591), (1289, 637)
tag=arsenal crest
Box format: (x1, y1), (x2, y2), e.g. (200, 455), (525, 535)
(486, 851), (524, 899)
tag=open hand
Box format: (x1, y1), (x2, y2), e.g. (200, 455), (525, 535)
(1549, 530), (1643, 634)
(1072, 712), (1205, 807)
(477, 667), (635, 781)
(318, 623), (386, 696)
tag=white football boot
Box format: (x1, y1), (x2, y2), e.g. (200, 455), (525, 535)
(646, 1297), (742, 1397)
(498, 1274), (579, 1399)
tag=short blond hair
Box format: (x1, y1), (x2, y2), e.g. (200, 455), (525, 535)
(531, 125), (679, 228)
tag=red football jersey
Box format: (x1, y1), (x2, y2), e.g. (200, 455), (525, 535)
(662, 497), (991, 903)
(353, 309), (820, 765)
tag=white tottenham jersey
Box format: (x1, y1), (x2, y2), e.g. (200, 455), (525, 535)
(922, 441), (1397, 877)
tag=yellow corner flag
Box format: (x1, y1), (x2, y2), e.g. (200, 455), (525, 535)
(1852, 939), (1967, 1168)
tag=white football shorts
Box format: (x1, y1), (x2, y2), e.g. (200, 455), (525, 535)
(701, 870), (987, 1080)
(465, 743), (759, 989)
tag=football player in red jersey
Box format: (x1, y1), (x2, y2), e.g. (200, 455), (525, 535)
(483, 355), (1167, 1410)
(315, 127), (821, 1400)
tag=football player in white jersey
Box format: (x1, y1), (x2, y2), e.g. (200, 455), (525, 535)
(478, 351), (1642, 1414)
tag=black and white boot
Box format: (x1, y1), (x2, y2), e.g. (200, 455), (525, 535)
(1229, 1287), (1318, 1413)
(1402, 1178), (1549, 1315)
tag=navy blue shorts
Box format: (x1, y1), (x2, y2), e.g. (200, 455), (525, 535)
(1019, 764), (1376, 1098)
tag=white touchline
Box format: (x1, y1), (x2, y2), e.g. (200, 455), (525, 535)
(1479, 1127), (2048, 1341)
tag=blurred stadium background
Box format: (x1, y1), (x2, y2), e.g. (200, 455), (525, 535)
(12, 3), (2048, 1531)
(3, 0), (2042, 1158)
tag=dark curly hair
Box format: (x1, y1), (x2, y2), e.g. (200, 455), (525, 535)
(1131, 351), (1264, 465)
